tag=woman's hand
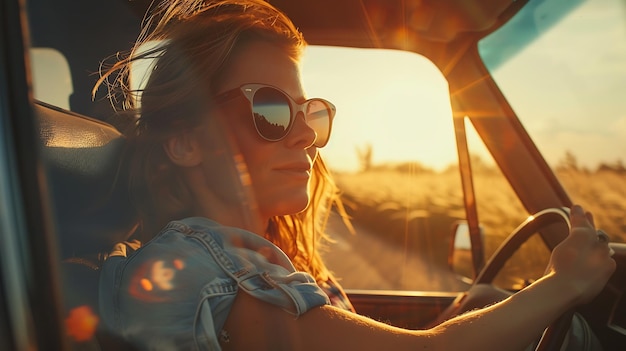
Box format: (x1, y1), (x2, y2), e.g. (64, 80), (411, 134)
(545, 204), (616, 305)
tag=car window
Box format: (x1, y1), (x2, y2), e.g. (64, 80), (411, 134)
(479, 0), (626, 244)
(302, 47), (469, 291)
(30, 47), (73, 109)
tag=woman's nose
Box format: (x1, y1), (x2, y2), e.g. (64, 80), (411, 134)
(285, 112), (317, 149)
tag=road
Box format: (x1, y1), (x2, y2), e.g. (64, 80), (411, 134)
(322, 212), (469, 292)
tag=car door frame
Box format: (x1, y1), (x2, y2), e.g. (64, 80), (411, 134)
(0, 0), (67, 348)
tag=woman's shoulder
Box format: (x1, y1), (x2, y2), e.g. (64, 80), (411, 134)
(99, 218), (240, 305)
(107, 217), (279, 260)
(102, 217), (284, 280)
(99, 217), (312, 304)
(98, 217), (331, 347)
(171, 217), (300, 272)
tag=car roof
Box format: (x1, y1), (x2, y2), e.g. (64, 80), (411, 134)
(131, 0), (517, 67)
(26, 0), (518, 120)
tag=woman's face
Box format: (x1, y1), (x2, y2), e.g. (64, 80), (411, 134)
(207, 40), (318, 221)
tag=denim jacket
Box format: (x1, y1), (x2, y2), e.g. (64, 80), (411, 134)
(99, 217), (330, 350)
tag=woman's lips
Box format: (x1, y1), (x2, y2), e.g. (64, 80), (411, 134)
(274, 163), (312, 178)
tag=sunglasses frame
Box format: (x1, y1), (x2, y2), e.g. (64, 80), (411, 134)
(213, 83), (336, 147)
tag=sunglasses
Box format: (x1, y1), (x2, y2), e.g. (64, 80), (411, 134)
(214, 83), (335, 147)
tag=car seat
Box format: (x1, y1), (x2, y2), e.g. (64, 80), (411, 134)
(36, 100), (138, 349)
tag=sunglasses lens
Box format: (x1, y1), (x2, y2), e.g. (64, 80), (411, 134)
(252, 87), (291, 140)
(306, 99), (332, 147)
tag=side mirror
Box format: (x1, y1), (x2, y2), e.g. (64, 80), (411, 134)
(448, 221), (485, 281)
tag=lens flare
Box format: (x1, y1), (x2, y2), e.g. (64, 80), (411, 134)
(129, 258), (186, 302)
(65, 305), (99, 342)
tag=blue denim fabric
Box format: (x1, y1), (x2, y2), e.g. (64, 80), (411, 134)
(99, 217), (330, 350)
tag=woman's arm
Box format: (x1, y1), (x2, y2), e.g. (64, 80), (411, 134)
(221, 205), (616, 351)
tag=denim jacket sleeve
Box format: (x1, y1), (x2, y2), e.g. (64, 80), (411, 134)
(99, 217), (330, 351)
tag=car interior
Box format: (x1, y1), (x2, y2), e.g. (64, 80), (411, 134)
(1, 0), (625, 350)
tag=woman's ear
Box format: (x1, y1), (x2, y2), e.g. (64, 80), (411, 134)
(163, 131), (203, 167)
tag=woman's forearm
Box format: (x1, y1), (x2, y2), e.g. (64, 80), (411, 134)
(223, 275), (573, 351)
(426, 273), (575, 351)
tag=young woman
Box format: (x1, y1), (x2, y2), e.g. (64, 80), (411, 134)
(95, 0), (616, 350)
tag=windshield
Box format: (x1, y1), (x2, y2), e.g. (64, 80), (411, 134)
(478, 0), (626, 243)
(300, 47), (470, 291)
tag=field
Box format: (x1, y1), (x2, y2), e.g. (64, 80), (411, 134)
(328, 165), (626, 290)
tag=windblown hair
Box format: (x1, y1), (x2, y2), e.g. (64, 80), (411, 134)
(95, 0), (348, 282)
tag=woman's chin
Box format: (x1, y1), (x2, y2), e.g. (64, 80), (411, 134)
(262, 196), (310, 218)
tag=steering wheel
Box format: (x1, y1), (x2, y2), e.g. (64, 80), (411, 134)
(475, 207), (573, 351)
(430, 207), (574, 350)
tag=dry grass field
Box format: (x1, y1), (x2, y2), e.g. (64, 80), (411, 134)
(330, 165), (626, 289)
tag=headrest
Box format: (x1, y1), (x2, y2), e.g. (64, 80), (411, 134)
(36, 101), (137, 258)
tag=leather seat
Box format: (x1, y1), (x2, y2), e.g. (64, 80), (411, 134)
(36, 100), (138, 349)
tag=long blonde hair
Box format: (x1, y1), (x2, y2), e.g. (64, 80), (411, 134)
(95, 0), (347, 282)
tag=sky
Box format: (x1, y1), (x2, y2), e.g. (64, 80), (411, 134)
(300, 47), (458, 172)
(486, 0), (626, 170)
